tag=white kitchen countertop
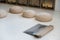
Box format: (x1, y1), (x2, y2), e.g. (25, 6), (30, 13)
(0, 3), (60, 40)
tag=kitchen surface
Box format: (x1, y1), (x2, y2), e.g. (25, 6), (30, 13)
(0, 3), (60, 40)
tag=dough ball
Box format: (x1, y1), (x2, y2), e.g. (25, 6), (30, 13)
(35, 12), (53, 22)
(9, 6), (23, 14)
(22, 10), (36, 18)
(0, 9), (7, 18)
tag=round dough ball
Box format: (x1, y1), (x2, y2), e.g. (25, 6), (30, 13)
(35, 12), (53, 22)
(0, 9), (7, 18)
(22, 10), (36, 18)
(9, 6), (23, 14)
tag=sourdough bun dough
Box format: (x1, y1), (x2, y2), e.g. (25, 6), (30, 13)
(9, 6), (23, 14)
(22, 10), (36, 18)
(0, 9), (7, 18)
(35, 12), (53, 22)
